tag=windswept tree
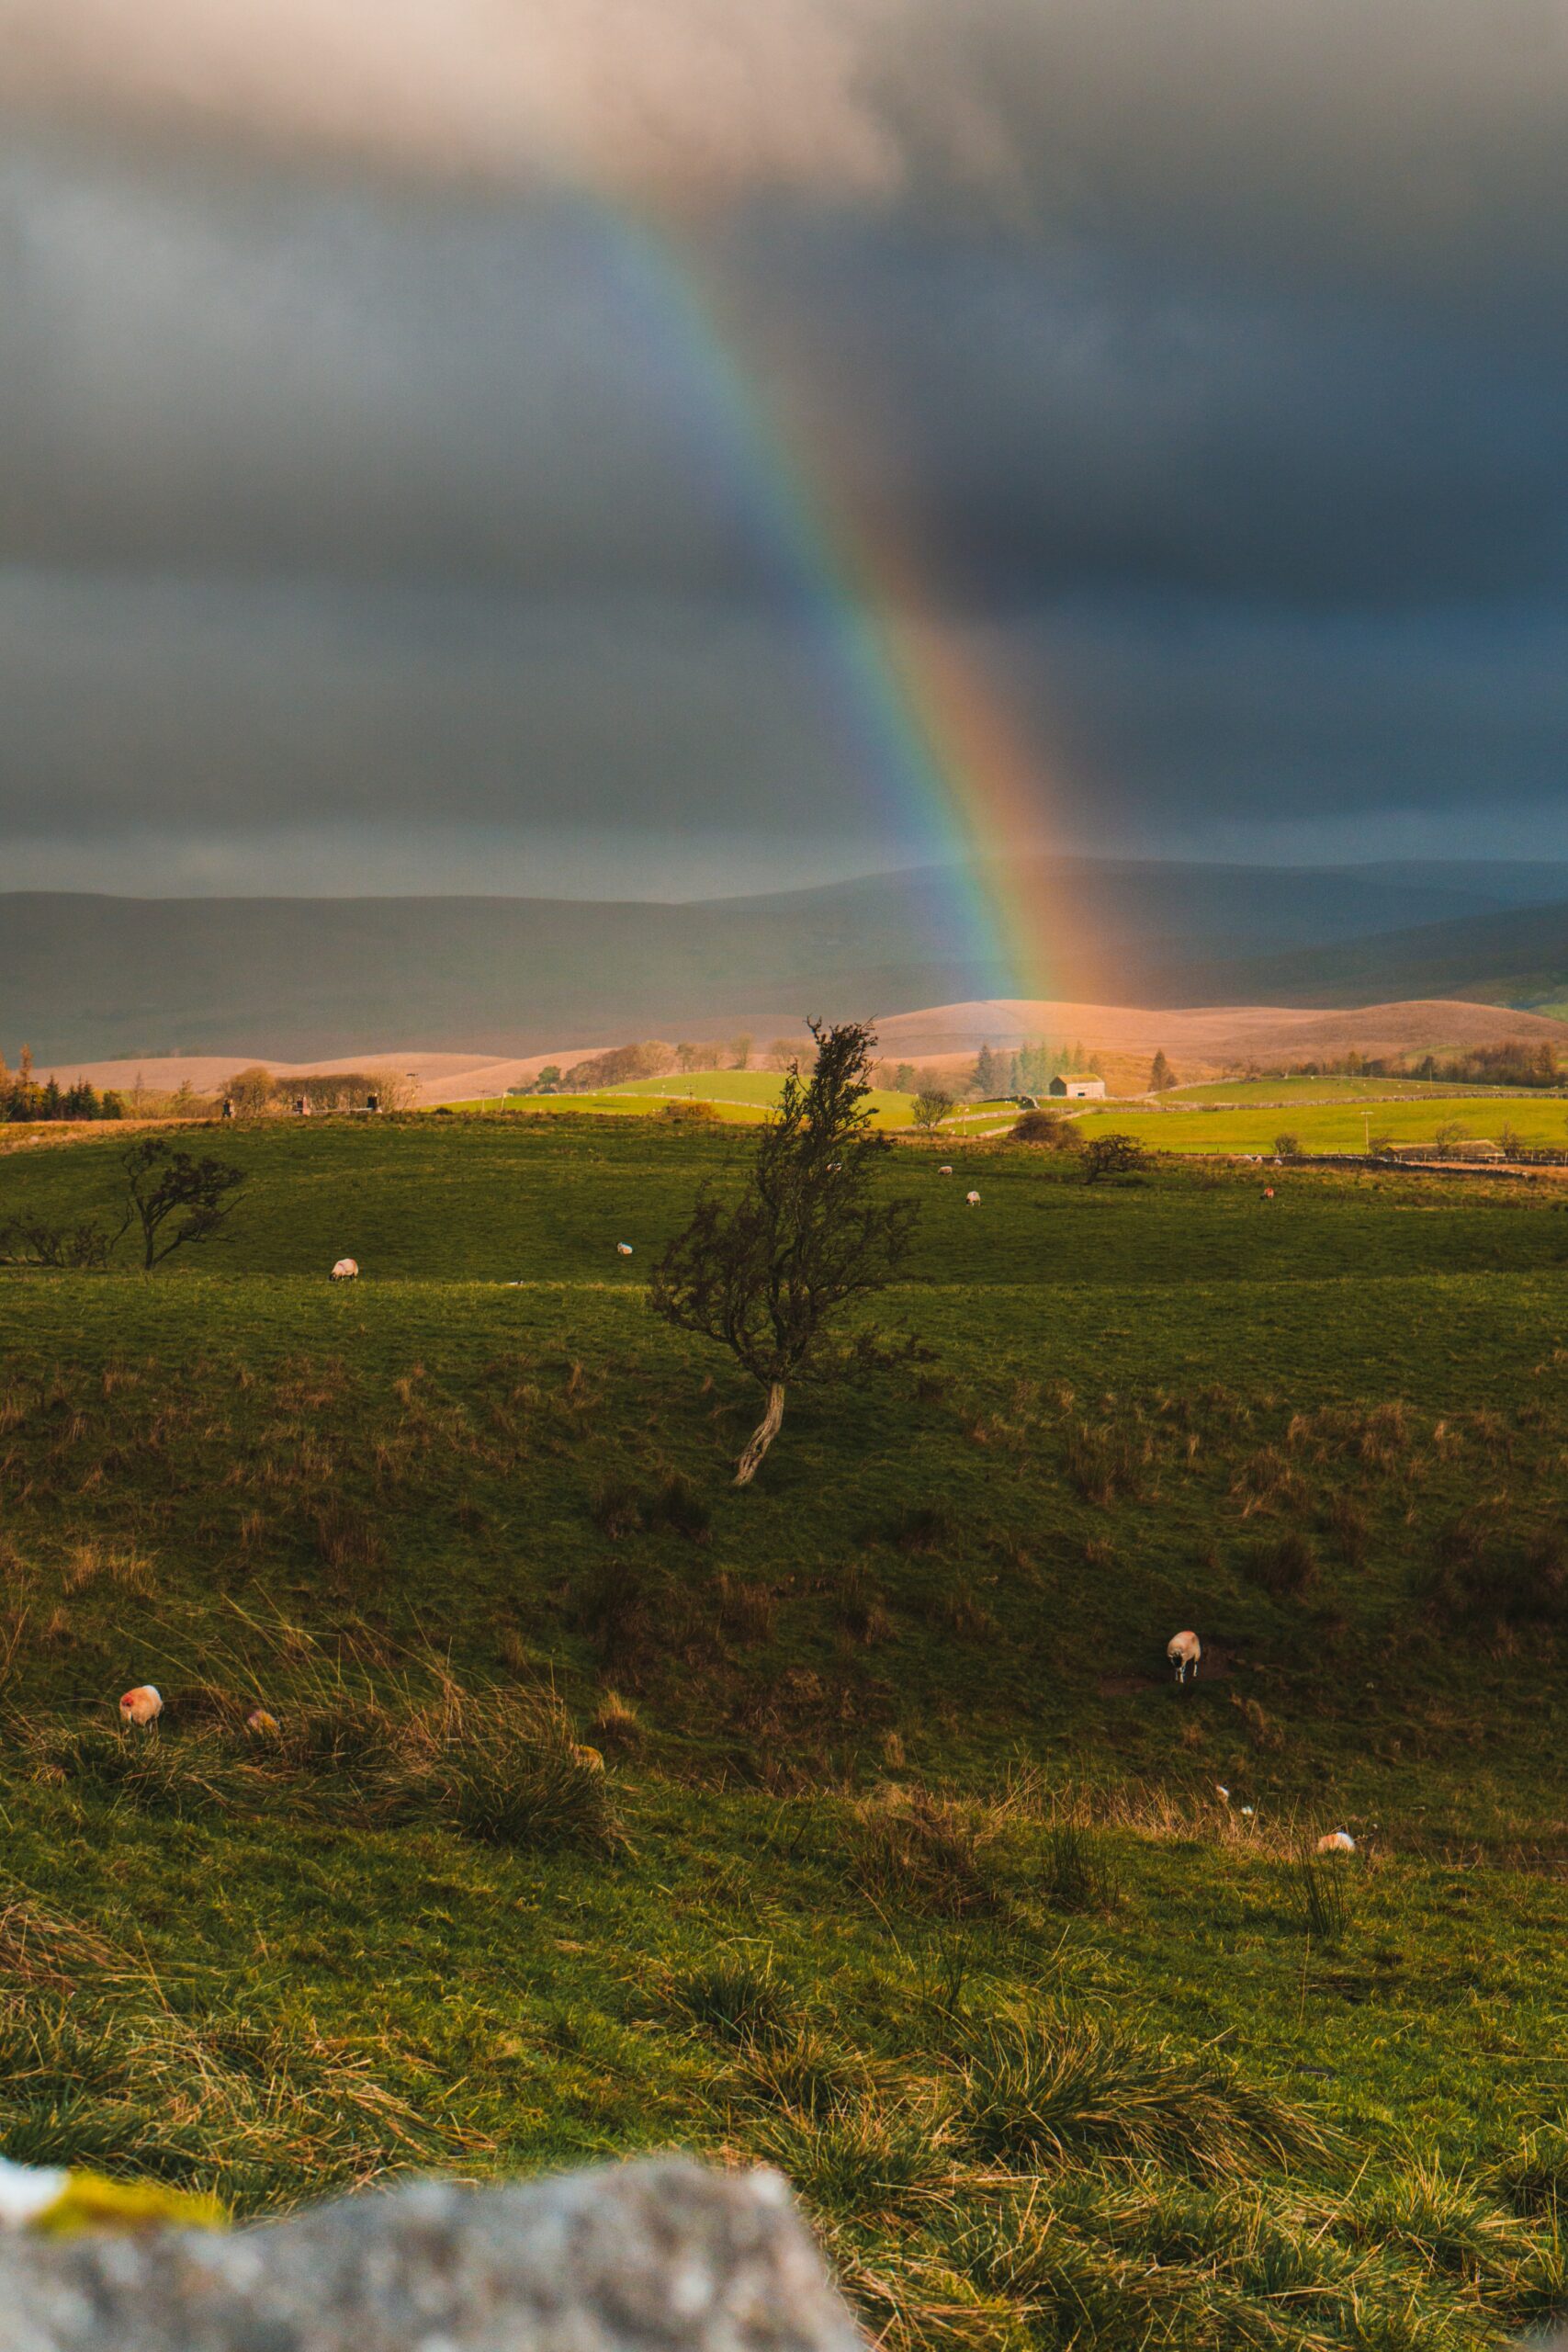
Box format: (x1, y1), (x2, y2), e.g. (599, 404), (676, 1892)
(649, 1022), (918, 1485)
(118, 1138), (247, 1270)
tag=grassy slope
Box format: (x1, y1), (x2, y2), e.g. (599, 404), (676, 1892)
(3, 1118), (1568, 2345)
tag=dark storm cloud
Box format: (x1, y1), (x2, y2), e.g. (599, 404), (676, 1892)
(1, 0), (1567, 882)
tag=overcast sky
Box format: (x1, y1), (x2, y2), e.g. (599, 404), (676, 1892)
(3, 0), (1568, 897)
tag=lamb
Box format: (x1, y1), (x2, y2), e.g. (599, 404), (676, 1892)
(331, 1258), (358, 1281)
(965, 1189), (981, 1205)
(615, 1243), (634, 1256)
(1168, 1630), (1201, 1682)
(1316, 1830), (1356, 1854)
(118, 1684), (163, 1727)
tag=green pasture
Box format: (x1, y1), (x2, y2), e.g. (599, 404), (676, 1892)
(5, 1116), (1568, 2344)
(1079, 1091), (1568, 1156)
(1168, 1075), (1528, 1105)
(444, 1072), (920, 1125)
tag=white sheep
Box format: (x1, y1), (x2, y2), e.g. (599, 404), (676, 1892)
(1316, 1830), (1356, 1854)
(616, 1243), (634, 1256)
(965, 1189), (981, 1205)
(939, 1165), (953, 1174)
(118, 1684), (163, 1727)
(331, 1258), (358, 1281)
(1168, 1630), (1201, 1683)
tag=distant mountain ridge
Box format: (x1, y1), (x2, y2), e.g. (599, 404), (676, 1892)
(5, 857), (1568, 1060)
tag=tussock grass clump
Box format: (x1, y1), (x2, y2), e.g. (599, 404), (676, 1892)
(726, 2024), (874, 2120)
(1427, 1521), (1568, 1638)
(953, 2007), (1328, 2177)
(27, 1674), (615, 1853)
(642, 1471), (711, 1542)
(310, 1497), (384, 1577)
(567, 1550), (658, 1672)
(1344, 2159), (1541, 2287)
(428, 1688), (616, 1852)
(1323, 1490), (1370, 1565)
(750, 2093), (954, 2224)
(883, 1503), (956, 1555)
(848, 1789), (1001, 1917)
(1041, 1819), (1122, 1915)
(588, 1476), (642, 1539)
(1284, 1849), (1353, 1944)
(1243, 1530), (1319, 1600)
(670, 1954), (799, 2048)
(28, 1721), (251, 1817)
(585, 1689), (641, 1752)
(1063, 1419), (1154, 1506)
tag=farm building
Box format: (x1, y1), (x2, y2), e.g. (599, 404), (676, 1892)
(1049, 1075), (1107, 1100)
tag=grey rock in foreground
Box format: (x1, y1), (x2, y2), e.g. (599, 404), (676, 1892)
(0, 2158), (865, 2352)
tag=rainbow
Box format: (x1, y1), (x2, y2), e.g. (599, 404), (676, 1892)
(591, 209), (1060, 1007)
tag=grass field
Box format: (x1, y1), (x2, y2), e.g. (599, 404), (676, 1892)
(1078, 1094), (1568, 1156)
(445, 1071), (923, 1125)
(4, 1115), (1568, 2345)
(438, 1071), (1568, 1162)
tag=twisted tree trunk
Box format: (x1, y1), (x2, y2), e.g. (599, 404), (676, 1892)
(734, 1383), (785, 1487)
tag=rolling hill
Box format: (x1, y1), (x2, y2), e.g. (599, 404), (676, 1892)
(6, 858), (1568, 1063)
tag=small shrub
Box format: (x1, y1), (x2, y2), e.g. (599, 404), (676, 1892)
(1241, 1531), (1318, 1600)
(847, 1790), (1000, 1917)
(659, 1098), (722, 1125)
(1274, 1132), (1302, 1157)
(1081, 1134), (1150, 1184)
(1011, 1110), (1079, 1148)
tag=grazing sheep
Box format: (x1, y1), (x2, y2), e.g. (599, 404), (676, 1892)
(1168, 1630), (1201, 1683)
(965, 1189), (981, 1205)
(245, 1708), (280, 1736)
(939, 1165), (953, 1174)
(118, 1684), (163, 1727)
(1316, 1830), (1356, 1854)
(331, 1258), (358, 1281)
(615, 1243), (634, 1256)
